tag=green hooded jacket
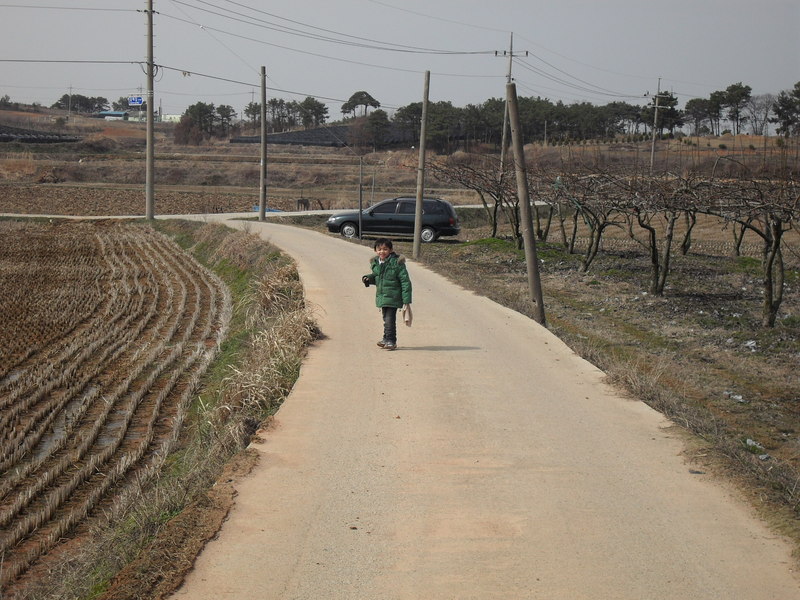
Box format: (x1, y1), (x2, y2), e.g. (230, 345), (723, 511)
(364, 252), (412, 308)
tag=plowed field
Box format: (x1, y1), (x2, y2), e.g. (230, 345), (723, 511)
(0, 184), (268, 216)
(0, 220), (231, 588)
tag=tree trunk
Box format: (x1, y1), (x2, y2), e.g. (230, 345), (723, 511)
(761, 222), (785, 328)
(657, 213), (679, 295)
(732, 219), (751, 257)
(636, 214), (660, 294)
(557, 200), (569, 248)
(680, 210), (696, 256)
(541, 206), (553, 242)
(568, 210), (579, 254)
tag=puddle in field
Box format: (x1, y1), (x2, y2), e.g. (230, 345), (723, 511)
(31, 385), (99, 461)
(0, 368), (23, 387)
(95, 407), (130, 447)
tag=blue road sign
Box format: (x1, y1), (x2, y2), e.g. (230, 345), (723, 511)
(128, 96), (144, 106)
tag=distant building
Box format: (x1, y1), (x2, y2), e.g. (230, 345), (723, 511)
(96, 111), (129, 121)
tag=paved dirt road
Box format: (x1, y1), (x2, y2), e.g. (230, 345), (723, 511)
(172, 218), (798, 599)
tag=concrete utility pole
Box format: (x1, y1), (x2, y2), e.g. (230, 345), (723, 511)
(507, 82), (546, 326)
(412, 70), (430, 260)
(649, 77), (661, 175)
(259, 66), (267, 221)
(358, 155), (363, 240)
(145, 0), (155, 220)
(496, 33), (528, 171)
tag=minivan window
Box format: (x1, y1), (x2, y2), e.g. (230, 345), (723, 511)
(398, 202), (416, 214)
(423, 201), (443, 214)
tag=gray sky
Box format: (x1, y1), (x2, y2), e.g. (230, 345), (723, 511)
(1, 0), (798, 118)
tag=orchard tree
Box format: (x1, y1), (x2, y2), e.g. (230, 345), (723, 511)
(428, 153), (516, 239)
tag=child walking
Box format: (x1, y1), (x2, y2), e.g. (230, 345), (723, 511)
(362, 238), (412, 350)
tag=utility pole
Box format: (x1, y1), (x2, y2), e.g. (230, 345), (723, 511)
(507, 81), (546, 326)
(145, 0), (154, 220)
(258, 66), (267, 221)
(499, 32), (514, 171)
(358, 155), (363, 239)
(649, 77), (661, 175)
(495, 34), (527, 173)
(412, 70), (430, 260)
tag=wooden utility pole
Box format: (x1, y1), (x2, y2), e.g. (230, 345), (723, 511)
(258, 66), (267, 221)
(412, 70), (430, 260)
(507, 82), (546, 326)
(145, 0), (154, 220)
(649, 77), (661, 175)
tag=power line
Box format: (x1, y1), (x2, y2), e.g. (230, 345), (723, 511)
(365, 0), (509, 33)
(167, 0), (494, 55)
(167, 0), (260, 76)
(0, 59), (142, 65)
(156, 64), (350, 104)
(159, 13), (497, 79)
(0, 4), (134, 11)
(513, 58), (640, 100)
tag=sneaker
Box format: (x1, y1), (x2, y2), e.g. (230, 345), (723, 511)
(383, 342), (396, 350)
(377, 339), (388, 348)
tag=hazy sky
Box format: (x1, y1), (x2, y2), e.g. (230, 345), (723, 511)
(1, 0), (798, 118)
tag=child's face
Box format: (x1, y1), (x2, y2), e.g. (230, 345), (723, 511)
(375, 244), (392, 260)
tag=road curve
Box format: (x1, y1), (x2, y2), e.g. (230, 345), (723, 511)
(171, 218), (799, 599)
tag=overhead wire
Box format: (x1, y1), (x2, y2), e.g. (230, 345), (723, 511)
(166, 0), (260, 76)
(513, 57), (643, 101)
(158, 12), (499, 81)
(1, 1), (698, 113)
(167, 0), (495, 55)
(0, 4), (134, 11)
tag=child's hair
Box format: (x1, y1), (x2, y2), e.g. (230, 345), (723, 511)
(373, 238), (393, 250)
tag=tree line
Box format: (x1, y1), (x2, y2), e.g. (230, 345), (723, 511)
(5, 80), (799, 146)
(231, 80), (800, 152)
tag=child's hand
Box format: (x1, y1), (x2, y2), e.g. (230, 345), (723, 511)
(362, 276), (370, 287)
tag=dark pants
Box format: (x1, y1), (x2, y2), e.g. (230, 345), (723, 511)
(382, 306), (398, 344)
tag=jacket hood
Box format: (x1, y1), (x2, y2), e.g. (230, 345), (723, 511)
(370, 252), (405, 265)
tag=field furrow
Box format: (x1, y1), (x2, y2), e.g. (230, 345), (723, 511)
(0, 220), (230, 587)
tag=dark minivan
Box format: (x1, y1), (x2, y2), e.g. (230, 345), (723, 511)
(325, 196), (460, 243)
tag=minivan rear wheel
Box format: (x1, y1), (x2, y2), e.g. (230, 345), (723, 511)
(340, 222), (358, 238)
(420, 226), (438, 243)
